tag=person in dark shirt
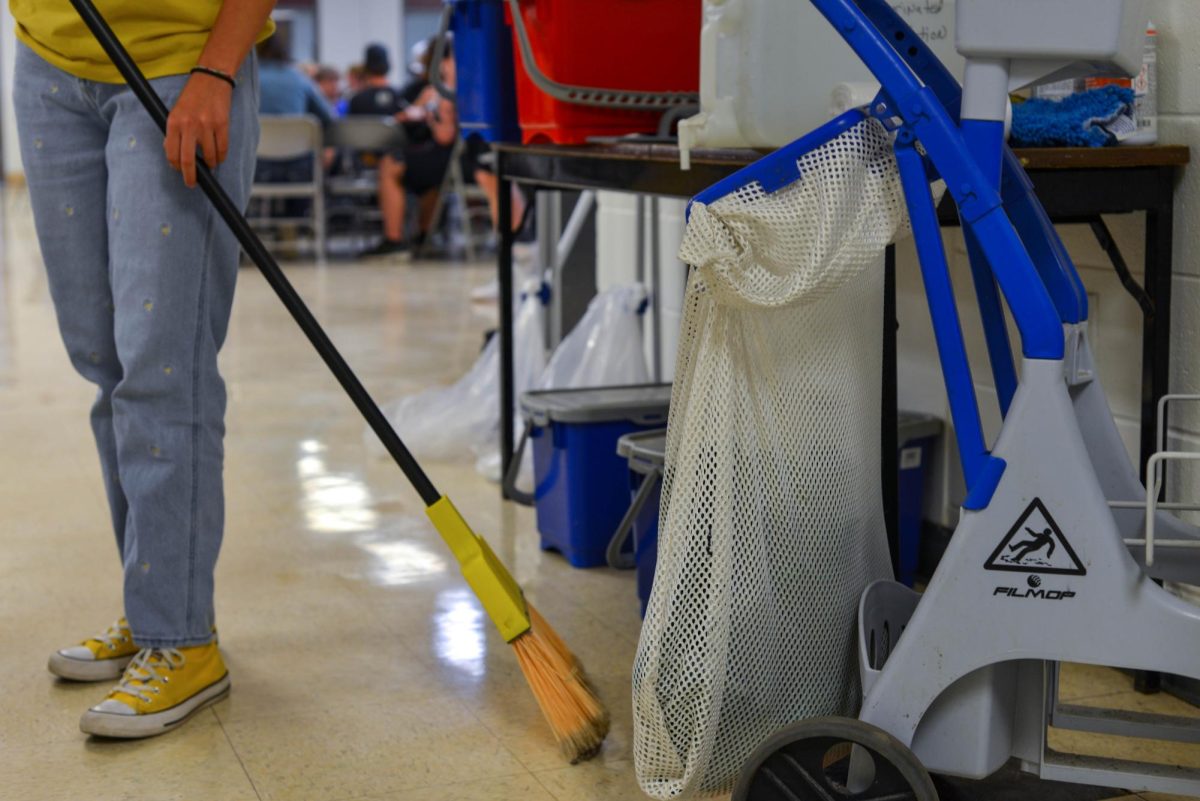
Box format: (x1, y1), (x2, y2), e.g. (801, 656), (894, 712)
(347, 42), (459, 257)
(347, 45), (401, 115)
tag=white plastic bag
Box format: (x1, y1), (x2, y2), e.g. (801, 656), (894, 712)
(375, 280), (546, 462)
(494, 283), (653, 495)
(538, 282), (651, 390)
(633, 118), (906, 798)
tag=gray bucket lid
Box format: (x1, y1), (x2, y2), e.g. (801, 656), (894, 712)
(899, 411), (944, 446)
(520, 383), (672, 426)
(617, 428), (667, 472)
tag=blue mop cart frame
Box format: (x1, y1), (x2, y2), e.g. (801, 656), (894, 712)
(688, 1), (1200, 797)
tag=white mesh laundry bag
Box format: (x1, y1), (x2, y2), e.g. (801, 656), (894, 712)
(633, 117), (909, 798)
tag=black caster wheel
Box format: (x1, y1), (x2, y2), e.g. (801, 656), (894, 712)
(732, 717), (938, 801)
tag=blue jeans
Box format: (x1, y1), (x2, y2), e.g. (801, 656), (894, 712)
(14, 44), (259, 648)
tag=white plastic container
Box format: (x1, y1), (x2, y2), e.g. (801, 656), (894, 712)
(1077, 22), (1158, 144)
(1125, 21), (1158, 144)
(678, 0), (965, 166)
(956, 0), (1144, 75)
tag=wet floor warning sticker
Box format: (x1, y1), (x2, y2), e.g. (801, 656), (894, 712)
(984, 497), (1086, 576)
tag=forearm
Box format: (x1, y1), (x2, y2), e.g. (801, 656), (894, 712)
(197, 0), (276, 76)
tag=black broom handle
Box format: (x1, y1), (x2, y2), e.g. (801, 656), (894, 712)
(68, 0), (442, 507)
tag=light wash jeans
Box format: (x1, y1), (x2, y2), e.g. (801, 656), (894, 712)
(14, 43), (259, 648)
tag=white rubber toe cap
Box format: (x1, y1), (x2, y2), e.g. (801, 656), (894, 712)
(48, 648), (133, 682)
(90, 698), (136, 716)
(58, 646), (96, 662)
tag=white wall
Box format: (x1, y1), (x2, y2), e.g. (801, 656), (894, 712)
(2, 13), (20, 181)
(316, 0), (403, 76)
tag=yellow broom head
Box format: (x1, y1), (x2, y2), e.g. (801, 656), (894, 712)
(512, 604), (611, 763)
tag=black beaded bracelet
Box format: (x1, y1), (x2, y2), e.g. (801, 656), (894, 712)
(190, 65), (236, 89)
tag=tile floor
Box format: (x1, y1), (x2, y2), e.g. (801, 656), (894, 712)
(0, 188), (1196, 800)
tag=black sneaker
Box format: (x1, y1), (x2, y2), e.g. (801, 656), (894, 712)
(358, 238), (409, 259)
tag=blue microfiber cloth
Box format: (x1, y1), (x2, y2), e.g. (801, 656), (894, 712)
(1010, 85), (1137, 148)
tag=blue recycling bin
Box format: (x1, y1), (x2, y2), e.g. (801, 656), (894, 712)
(520, 385), (671, 568)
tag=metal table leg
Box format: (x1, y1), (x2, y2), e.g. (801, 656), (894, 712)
(884, 245), (900, 580)
(1143, 203), (1175, 486)
(1085, 204), (1176, 695)
(1137, 199), (1173, 697)
(498, 156), (516, 499)
(1085, 214), (1172, 486)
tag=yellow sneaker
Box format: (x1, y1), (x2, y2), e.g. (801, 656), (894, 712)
(48, 618), (138, 682)
(79, 643), (230, 738)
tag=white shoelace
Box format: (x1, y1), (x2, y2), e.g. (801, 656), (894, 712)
(113, 648), (186, 703)
(90, 619), (132, 651)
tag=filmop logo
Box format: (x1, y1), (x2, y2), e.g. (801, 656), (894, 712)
(986, 498), (1084, 601)
(993, 574), (1076, 601)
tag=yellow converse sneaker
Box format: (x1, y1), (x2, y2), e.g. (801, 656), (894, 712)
(79, 643), (230, 738)
(48, 618), (138, 682)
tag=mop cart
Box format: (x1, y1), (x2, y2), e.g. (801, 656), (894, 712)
(637, 0), (1200, 798)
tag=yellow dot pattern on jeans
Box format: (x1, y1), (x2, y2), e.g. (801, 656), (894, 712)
(143, 300), (153, 312)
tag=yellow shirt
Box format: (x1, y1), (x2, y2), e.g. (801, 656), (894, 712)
(10, 1), (274, 84)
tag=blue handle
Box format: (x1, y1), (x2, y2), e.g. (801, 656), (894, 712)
(853, 0), (1088, 328)
(688, 110), (866, 217)
(897, 137), (1004, 506)
(855, 0), (962, 114)
(961, 119), (1019, 415)
(1000, 147), (1089, 323)
(810, 0), (1064, 361)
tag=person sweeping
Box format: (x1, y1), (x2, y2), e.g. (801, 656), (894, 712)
(11, 0), (273, 737)
(14, 0), (611, 758)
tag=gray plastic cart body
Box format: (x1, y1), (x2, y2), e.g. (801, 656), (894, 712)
(734, 1), (1200, 797)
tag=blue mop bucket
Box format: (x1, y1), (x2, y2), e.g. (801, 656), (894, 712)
(449, 0), (521, 142)
(609, 429), (667, 616)
(520, 385), (671, 568)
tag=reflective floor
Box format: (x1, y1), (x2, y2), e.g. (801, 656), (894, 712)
(0, 188), (1195, 800)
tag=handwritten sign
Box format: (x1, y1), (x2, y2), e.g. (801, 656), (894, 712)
(891, 0), (950, 45)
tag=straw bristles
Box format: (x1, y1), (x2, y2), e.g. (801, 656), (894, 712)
(512, 603), (611, 763)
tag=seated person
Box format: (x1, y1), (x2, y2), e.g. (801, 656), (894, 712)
(470, 141), (526, 235)
(254, 37), (335, 222)
(313, 65), (343, 116)
(257, 37), (333, 125)
(349, 41), (462, 256)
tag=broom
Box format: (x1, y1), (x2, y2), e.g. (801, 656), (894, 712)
(67, 0), (610, 762)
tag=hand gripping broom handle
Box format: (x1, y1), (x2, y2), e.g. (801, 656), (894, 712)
(67, 0), (440, 506)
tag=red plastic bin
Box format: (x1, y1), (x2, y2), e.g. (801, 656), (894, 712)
(506, 0), (701, 144)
